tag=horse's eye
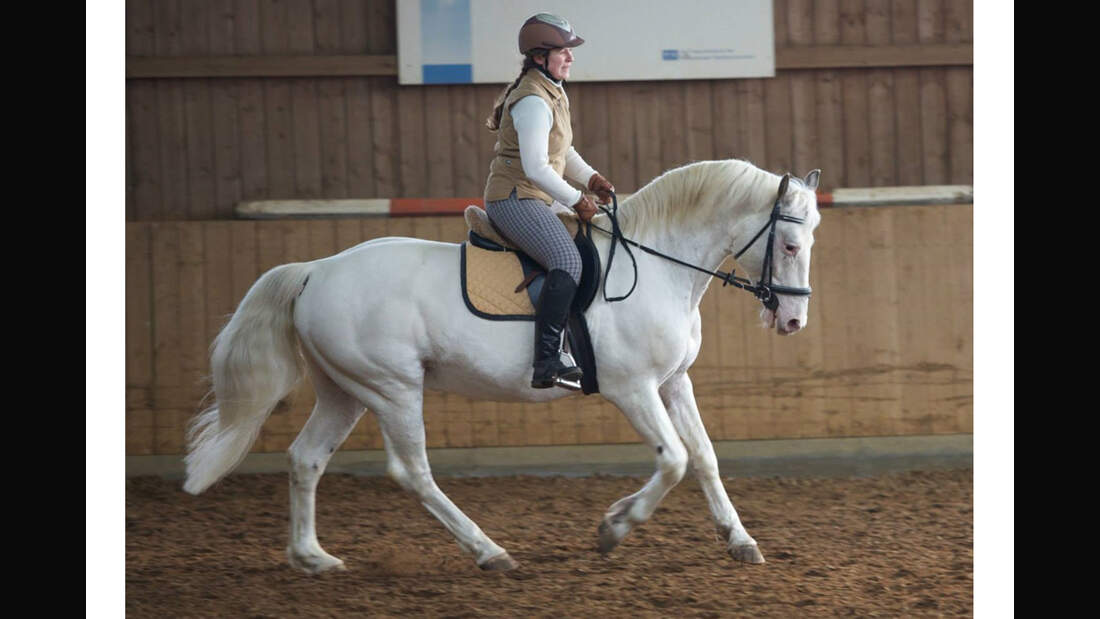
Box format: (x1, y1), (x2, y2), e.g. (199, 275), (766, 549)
(784, 243), (800, 256)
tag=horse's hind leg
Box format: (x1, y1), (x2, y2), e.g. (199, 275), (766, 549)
(368, 384), (515, 571)
(596, 385), (690, 555)
(286, 357), (365, 574)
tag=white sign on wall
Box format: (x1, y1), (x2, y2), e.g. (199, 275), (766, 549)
(397, 0), (775, 85)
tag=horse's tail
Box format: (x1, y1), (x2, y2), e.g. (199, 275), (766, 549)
(183, 262), (314, 495)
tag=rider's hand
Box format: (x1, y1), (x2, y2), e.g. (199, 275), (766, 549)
(572, 194), (598, 222)
(587, 173), (615, 205)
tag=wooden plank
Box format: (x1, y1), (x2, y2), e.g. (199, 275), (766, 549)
(943, 204), (973, 432)
(945, 67), (972, 185)
(773, 0), (788, 47)
(763, 73), (792, 173)
(658, 81), (687, 172)
(438, 215), (468, 244)
(891, 205), (930, 434)
(290, 4), (324, 205)
(452, 85), (481, 198)
(209, 73), (244, 217)
(318, 78), (350, 198)
(315, 0), (349, 199)
(739, 79), (767, 168)
(711, 80), (741, 160)
(578, 83), (609, 181)
(126, 410), (157, 456)
(335, 217), (365, 253)
(366, 0), (396, 54)
(575, 391), (603, 446)
(126, 0), (156, 56)
(840, 0), (870, 187)
(126, 224), (154, 389)
(492, 401), (521, 447)
(949, 0), (976, 198)
(891, 1), (922, 185)
(477, 83), (502, 184)
(633, 83), (661, 187)
(229, 220), (258, 310)
(152, 3), (188, 219)
(180, 2), (216, 219)
(918, 0), (948, 185)
(307, 219), (338, 262)
(607, 83), (637, 192)
(126, 0), (156, 220)
(813, 209), (852, 436)
(549, 396), (578, 446)
(151, 223), (181, 393)
(345, 78), (376, 197)
(369, 77), (399, 197)
(425, 86), (455, 198)
(259, 1), (294, 199)
(178, 224), (208, 409)
(233, 0), (267, 203)
(127, 81), (162, 220)
(182, 76), (217, 219)
(866, 0), (896, 186)
(685, 81), (715, 163)
(787, 0), (817, 176)
(854, 208), (902, 434)
(812, 1), (843, 187)
(397, 86), (426, 196)
(203, 222), (234, 352)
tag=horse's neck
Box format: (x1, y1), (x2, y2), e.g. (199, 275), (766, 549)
(615, 187), (751, 311)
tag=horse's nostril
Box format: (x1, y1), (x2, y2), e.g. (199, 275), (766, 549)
(786, 319), (801, 331)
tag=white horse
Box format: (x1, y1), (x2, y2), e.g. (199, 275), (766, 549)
(183, 159), (822, 574)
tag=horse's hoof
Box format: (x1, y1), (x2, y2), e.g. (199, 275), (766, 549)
(287, 550), (347, 575)
(479, 552), (519, 572)
(597, 519), (621, 555)
(729, 543), (766, 564)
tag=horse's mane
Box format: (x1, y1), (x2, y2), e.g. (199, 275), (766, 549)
(613, 160), (786, 240)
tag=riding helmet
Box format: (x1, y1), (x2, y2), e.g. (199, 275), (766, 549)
(518, 13), (585, 55)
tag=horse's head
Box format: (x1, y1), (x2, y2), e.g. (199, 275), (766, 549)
(732, 169), (822, 336)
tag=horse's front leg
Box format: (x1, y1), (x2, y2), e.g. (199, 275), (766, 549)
(597, 385), (690, 555)
(660, 372), (764, 563)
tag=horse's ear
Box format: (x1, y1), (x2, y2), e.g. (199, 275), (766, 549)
(777, 173), (791, 198)
(804, 169), (821, 191)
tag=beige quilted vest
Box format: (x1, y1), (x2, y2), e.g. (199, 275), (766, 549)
(484, 70), (572, 206)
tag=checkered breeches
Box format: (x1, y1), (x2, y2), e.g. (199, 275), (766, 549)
(485, 190), (582, 285)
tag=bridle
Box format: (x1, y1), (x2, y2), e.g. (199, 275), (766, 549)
(587, 178), (813, 311)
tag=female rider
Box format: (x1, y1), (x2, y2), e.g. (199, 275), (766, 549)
(483, 13), (615, 390)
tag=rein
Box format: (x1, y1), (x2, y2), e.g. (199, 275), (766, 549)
(586, 188), (812, 311)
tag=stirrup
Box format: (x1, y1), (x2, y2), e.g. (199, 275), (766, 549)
(553, 375), (582, 391)
(531, 351), (583, 390)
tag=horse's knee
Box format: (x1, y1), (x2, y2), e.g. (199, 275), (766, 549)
(658, 443), (689, 485)
(287, 450), (323, 485)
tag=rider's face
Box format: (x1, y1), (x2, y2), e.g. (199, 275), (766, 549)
(540, 47), (573, 80)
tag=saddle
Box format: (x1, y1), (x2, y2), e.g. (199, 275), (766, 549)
(460, 205), (601, 394)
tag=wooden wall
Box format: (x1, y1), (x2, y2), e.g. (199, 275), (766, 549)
(125, 0), (973, 221)
(125, 204), (973, 456)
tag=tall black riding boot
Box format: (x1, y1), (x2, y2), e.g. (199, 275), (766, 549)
(531, 269), (584, 389)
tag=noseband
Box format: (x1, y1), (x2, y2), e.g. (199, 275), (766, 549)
(589, 185), (812, 311)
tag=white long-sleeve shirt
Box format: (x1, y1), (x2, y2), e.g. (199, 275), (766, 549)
(510, 85), (598, 207)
